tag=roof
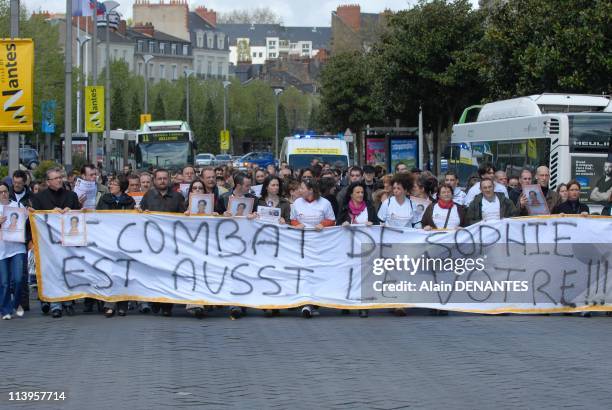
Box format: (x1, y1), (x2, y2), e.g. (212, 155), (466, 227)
(93, 27), (133, 44)
(188, 12), (218, 32)
(127, 28), (190, 44)
(218, 23), (331, 48)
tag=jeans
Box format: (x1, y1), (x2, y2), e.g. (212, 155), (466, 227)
(50, 301), (70, 312)
(0, 253), (25, 316)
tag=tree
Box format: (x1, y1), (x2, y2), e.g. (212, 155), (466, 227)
(372, 0), (485, 172)
(277, 104), (290, 140)
(198, 98), (219, 154)
(111, 86), (127, 130)
(319, 51), (381, 134)
(130, 92), (141, 129)
(218, 7), (282, 24)
(481, 0), (611, 98)
(152, 93), (166, 121)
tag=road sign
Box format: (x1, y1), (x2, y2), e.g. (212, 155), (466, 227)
(220, 129), (230, 150)
(140, 113), (151, 127)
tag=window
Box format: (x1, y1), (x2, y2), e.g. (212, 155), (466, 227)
(171, 43), (177, 55)
(172, 65), (177, 80)
(122, 50), (127, 61)
(302, 43), (310, 52)
(217, 34), (224, 49)
(268, 40), (276, 49)
(148, 63), (154, 79)
(269, 52), (276, 58)
(197, 59), (202, 74)
(159, 42), (165, 53)
(113, 49), (118, 60)
(207, 60), (212, 75)
(259, 52), (263, 57)
(253, 52), (257, 58)
(207, 33), (214, 49)
(137, 40), (143, 52)
(159, 64), (165, 79)
(138, 62), (143, 75)
(218, 62), (223, 76)
(149, 41), (156, 53)
(183, 44), (188, 55)
(197, 31), (204, 48)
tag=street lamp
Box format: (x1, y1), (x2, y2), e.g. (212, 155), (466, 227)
(184, 69), (195, 124)
(76, 35), (90, 135)
(273, 88), (283, 160)
(142, 54), (154, 114)
(222, 80), (231, 153)
(103, 0), (120, 172)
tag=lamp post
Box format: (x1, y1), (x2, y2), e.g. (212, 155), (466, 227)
(184, 69), (195, 124)
(222, 80), (231, 153)
(273, 88), (283, 160)
(103, 1), (119, 172)
(8, 0), (19, 174)
(142, 54), (154, 115)
(76, 35), (90, 135)
(90, 0), (98, 165)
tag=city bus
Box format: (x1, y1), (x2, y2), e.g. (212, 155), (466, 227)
(280, 135), (350, 169)
(135, 121), (195, 171)
(449, 94), (612, 205)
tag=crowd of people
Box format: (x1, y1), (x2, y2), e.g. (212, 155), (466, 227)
(0, 157), (610, 321)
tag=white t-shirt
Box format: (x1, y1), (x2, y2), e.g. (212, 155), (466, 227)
(0, 200), (27, 259)
(431, 203), (461, 229)
(349, 207), (369, 224)
(290, 197), (335, 227)
(464, 181), (508, 206)
(452, 188), (466, 206)
(481, 195), (501, 221)
(377, 196), (416, 228)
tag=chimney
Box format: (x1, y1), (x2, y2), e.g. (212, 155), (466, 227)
(118, 19), (127, 35)
(133, 22), (155, 37)
(195, 6), (217, 27)
(336, 4), (361, 32)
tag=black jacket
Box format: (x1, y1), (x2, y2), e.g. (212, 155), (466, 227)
(31, 187), (81, 211)
(552, 200), (589, 215)
(336, 202), (380, 225)
(9, 187), (31, 208)
(96, 193), (136, 210)
(140, 187), (186, 213)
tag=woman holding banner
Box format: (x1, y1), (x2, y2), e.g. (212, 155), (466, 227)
(421, 184), (467, 230)
(290, 179), (336, 318)
(0, 182), (27, 320)
(258, 176), (290, 223)
(551, 180), (589, 215)
(96, 177), (135, 318)
(337, 181), (379, 318)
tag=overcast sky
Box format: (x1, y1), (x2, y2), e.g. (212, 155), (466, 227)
(24, 0), (477, 27)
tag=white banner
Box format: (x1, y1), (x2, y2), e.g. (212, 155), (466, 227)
(31, 212), (612, 313)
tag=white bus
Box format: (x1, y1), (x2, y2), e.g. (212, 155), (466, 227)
(280, 135), (350, 169)
(450, 94), (612, 204)
(135, 121), (195, 171)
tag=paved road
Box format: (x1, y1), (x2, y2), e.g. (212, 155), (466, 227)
(2, 303), (612, 409)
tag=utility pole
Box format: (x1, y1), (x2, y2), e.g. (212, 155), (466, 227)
(7, 0), (20, 175)
(90, 0), (98, 165)
(64, 0), (73, 172)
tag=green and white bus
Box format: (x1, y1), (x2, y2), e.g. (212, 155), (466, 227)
(450, 94), (612, 204)
(135, 121), (195, 171)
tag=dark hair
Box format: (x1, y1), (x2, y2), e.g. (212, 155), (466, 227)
(477, 162), (496, 177)
(260, 176), (283, 200)
(556, 183), (567, 193)
(299, 168), (315, 181)
(188, 179), (205, 193)
(343, 181), (369, 206)
(285, 179), (300, 197)
(436, 183), (454, 198)
(70, 216), (79, 224)
(391, 173), (413, 192)
(115, 176), (129, 193)
(479, 178), (494, 188)
(182, 165), (195, 174)
(12, 170), (27, 180)
(566, 179), (582, 192)
(394, 162), (408, 172)
(153, 168), (169, 179)
(349, 166), (363, 176)
(300, 178), (321, 200)
(9, 212), (18, 219)
(362, 165), (375, 174)
(233, 172), (251, 187)
(419, 174), (438, 198)
(319, 177), (336, 197)
(127, 173), (140, 181)
(444, 170), (458, 179)
(0, 181), (9, 192)
(80, 163), (96, 176)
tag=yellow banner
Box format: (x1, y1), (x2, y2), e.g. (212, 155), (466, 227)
(140, 113), (151, 127)
(220, 129), (230, 151)
(293, 148), (341, 155)
(0, 39), (34, 132)
(85, 86), (104, 132)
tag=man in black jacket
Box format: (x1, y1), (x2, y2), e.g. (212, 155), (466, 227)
(31, 167), (81, 318)
(139, 168), (185, 317)
(200, 167), (225, 214)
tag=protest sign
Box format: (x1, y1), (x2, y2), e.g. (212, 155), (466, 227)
(74, 178), (97, 209)
(31, 212), (612, 313)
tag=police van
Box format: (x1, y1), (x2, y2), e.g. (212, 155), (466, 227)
(280, 135), (350, 169)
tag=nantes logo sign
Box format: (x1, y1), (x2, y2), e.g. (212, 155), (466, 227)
(85, 86), (104, 132)
(0, 39), (34, 132)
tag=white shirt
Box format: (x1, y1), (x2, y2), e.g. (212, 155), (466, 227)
(452, 187), (466, 206)
(14, 190), (26, 204)
(290, 197), (335, 227)
(481, 195), (501, 221)
(0, 200), (27, 259)
(377, 196), (416, 228)
(350, 207), (369, 224)
(464, 181), (508, 206)
(431, 203), (461, 229)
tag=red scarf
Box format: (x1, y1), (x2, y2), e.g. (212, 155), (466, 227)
(437, 199), (454, 209)
(348, 199), (367, 223)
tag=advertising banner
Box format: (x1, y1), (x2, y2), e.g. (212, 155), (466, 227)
(85, 86), (104, 132)
(0, 39), (34, 131)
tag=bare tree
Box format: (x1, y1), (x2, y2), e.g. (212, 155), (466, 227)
(218, 7), (282, 24)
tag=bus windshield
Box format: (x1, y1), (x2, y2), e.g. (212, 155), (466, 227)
(288, 154), (348, 170)
(137, 142), (191, 169)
